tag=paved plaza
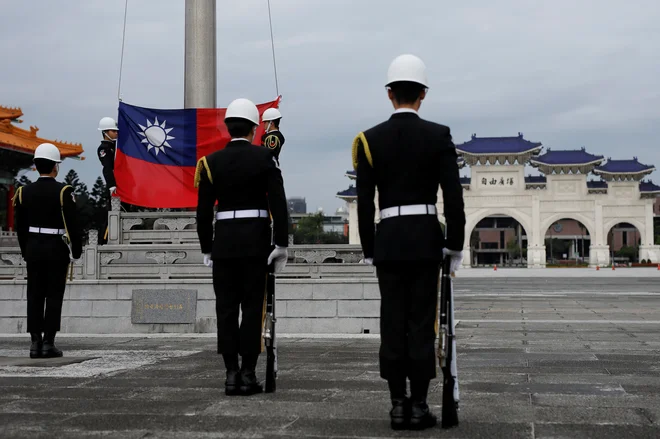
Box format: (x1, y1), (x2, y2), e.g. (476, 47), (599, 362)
(1, 276), (660, 438)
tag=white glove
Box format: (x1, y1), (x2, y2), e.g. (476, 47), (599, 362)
(442, 248), (463, 274)
(360, 258), (373, 265)
(203, 253), (213, 268)
(267, 246), (288, 273)
(109, 186), (117, 196)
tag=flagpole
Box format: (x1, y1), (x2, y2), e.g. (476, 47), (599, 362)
(184, 0), (217, 109)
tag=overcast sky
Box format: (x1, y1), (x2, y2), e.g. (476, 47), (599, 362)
(2, 0), (659, 213)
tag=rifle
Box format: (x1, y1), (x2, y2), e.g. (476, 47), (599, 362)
(438, 256), (459, 428)
(264, 261), (277, 393)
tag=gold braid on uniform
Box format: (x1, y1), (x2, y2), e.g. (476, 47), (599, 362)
(193, 157), (213, 188)
(264, 134), (280, 150)
(351, 132), (373, 170)
(11, 186), (23, 206)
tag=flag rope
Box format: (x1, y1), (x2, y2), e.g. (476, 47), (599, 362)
(267, 0), (280, 98)
(117, 0), (129, 102)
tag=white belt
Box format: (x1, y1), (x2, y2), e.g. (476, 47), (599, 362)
(28, 227), (66, 235)
(380, 204), (437, 219)
(216, 209), (269, 220)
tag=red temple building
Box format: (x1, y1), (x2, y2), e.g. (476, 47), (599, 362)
(0, 105), (84, 232)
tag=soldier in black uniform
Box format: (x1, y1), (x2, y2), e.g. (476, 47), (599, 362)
(97, 116), (118, 244)
(260, 108), (285, 162)
(353, 54), (466, 430)
(195, 98), (289, 396)
(13, 143), (83, 358)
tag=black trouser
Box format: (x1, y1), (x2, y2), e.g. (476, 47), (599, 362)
(213, 257), (268, 356)
(26, 260), (69, 333)
(376, 261), (440, 381)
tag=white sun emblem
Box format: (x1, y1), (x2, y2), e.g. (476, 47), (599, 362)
(137, 117), (175, 155)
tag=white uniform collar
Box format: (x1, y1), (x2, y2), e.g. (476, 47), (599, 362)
(393, 108), (418, 115)
(229, 138), (250, 142)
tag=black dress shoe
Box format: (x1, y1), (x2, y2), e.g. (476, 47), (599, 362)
(225, 370), (242, 396)
(29, 333), (43, 359)
(239, 371), (263, 396)
(409, 401), (437, 430)
(389, 398), (410, 430)
(41, 333), (63, 358)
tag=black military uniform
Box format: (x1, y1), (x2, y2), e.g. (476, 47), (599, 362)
(354, 108), (466, 427)
(195, 138), (288, 395)
(261, 130), (285, 162)
(13, 177), (82, 358)
(97, 140), (116, 244)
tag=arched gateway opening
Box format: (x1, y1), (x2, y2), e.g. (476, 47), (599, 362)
(544, 219), (591, 267)
(607, 222), (643, 265)
(469, 215), (528, 267)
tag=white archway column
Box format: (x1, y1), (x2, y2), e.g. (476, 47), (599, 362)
(640, 202), (660, 263)
(590, 202), (610, 267)
(527, 196), (545, 268)
(348, 201), (359, 245)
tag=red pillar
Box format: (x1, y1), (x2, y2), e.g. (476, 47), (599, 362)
(7, 185), (14, 231)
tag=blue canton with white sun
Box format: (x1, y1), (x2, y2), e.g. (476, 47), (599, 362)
(138, 117), (175, 156)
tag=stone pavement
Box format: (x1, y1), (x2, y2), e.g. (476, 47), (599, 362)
(2, 286), (660, 438)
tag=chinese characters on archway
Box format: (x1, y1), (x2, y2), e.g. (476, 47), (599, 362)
(482, 177), (515, 186)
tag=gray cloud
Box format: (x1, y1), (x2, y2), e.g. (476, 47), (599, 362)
(1, 0), (658, 213)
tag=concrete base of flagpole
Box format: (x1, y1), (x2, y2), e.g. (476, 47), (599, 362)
(184, 0), (216, 109)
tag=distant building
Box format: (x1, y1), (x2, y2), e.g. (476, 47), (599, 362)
(287, 197), (307, 214)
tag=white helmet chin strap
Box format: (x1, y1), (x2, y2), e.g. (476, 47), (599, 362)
(103, 132), (117, 142)
(265, 121), (272, 132)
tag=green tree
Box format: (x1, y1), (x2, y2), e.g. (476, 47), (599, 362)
(90, 177), (109, 235)
(63, 170), (94, 241)
(506, 238), (521, 259)
(294, 212), (324, 244)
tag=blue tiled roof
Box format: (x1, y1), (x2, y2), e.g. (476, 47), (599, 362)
(530, 147), (604, 166)
(459, 177), (470, 184)
(640, 180), (660, 192)
(595, 158), (655, 174)
(336, 185), (356, 197)
(456, 133), (542, 154)
(346, 170), (356, 177)
(587, 181), (608, 189)
(525, 175), (547, 184)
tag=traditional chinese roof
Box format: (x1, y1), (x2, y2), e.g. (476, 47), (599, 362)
(525, 175), (547, 184)
(593, 158), (655, 181)
(336, 185), (356, 199)
(346, 170), (356, 180)
(456, 133), (542, 166)
(0, 108), (84, 159)
(459, 177), (470, 185)
(0, 105), (23, 121)
(587, 181), (608, 189)
(640, 180), (660, 193)
(530, 147), (604, 175)
(457, 156), (466, 169)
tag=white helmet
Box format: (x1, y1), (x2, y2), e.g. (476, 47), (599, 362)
(386, 54), (428, 88)
(34, 143), (62, 163)
(98, 117), (119, 131)
(262, 108), (282, 122)
(225, 98), (259, 125)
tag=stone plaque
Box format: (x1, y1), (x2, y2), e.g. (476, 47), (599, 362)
(131, 289), (197, 324)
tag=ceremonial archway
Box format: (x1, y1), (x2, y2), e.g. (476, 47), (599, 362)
(339, 135), (660, 266)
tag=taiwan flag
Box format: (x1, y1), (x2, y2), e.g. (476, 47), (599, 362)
(115, 97), (281, 208)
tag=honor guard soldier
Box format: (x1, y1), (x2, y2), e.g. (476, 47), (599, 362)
(195, 98), (289, 396)
(97, 116), (119, 244)
(260, 108), (285, 162)
(13, 143), (82, 358)
(353, 54), (466, 430)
